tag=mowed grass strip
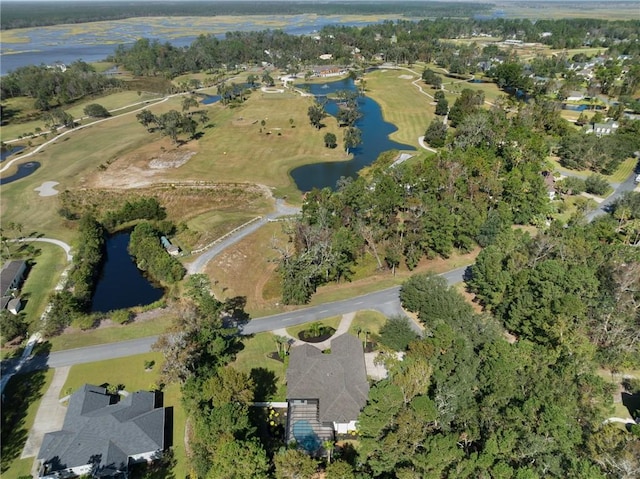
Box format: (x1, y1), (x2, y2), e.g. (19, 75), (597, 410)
(348, 310), (388, 337)
(0, 369), (55, 477)
(20, 243), (68, 332)
(547, 155), (639, 184)
(46, 313), (176, 352)
(364, 69), (434, 147)
(61, 353), (187, 478)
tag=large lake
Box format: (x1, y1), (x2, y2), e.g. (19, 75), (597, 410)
(91, 232), (164, 313)
(290, 78), (415, 191)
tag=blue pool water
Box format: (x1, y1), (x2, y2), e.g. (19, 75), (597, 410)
(292, 420), (321, 452)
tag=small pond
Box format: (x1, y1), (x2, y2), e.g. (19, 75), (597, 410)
(0, 161), (40, 185)
(562, 103), (588, 111)
(290, 78), (414, 191)
(200, 94), (221, 105)
(91, 232), (164, 313)
(0, 145), (25, 162)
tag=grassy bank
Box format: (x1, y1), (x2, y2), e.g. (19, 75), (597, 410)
(1, 369), (55, 477)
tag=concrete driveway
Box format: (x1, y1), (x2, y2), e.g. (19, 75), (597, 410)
(21, 366), (70, 469)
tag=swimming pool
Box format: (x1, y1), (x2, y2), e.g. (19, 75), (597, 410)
(292, 419), (321, 452)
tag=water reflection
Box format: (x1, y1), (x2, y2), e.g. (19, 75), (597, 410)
(290, 78), (414, 191)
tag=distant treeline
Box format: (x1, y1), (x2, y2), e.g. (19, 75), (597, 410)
(0, 1), (493, 30)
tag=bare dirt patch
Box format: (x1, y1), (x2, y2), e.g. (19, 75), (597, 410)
(86, 138), (198, 189)
(149, 150), (196, 169)
(205, 222), (285, 313)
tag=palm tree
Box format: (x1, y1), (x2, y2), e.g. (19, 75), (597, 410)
(274, 335), (290, 359)
(323, 440), (335, 464)
(309, 321), (322, 338)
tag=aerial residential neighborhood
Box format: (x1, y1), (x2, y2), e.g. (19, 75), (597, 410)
(1, 0), (640, 478)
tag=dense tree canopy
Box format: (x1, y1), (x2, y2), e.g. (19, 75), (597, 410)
(0, 61), (120, 108)
(355, 240), (636, 477)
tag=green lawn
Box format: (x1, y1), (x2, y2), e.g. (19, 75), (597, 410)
(61, 353), (187, 479)
(364, 68), (434, 148)
(0, 98), (184, 241)
(348, 310), (388, 337)
(548, 155), (638, 184)
(20, 244), (68, 333)
(0, 91), (163, 141)
(232, 332), (288, 401)
(46, 313), (175, 352)
(606, 157), (638, 184)
(1, 368), (54, 477)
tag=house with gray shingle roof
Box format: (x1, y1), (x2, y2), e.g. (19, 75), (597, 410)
(285, 334), (369, 451)
(37, 384), (168, 479)
(1, 260), (26, 296)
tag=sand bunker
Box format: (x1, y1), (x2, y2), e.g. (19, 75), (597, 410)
(34, 181), (60, 197)
(398, 74), (414, 80)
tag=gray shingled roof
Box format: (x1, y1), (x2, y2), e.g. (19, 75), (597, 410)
(0, 260), (26, 296)
(286, 334), (369, 424)
(38, 384), (166, 476)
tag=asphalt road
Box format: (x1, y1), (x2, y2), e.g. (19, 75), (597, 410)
(585, 157), (640, 222)
(20, 266), (467, 372)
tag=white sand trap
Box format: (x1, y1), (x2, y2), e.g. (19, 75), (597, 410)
(398, 74), (414, 80)
(34, 181), (60, 197)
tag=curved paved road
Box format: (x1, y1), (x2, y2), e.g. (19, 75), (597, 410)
(585, 155), (640, 222)
(21, 266), (467, 371)
(186, 198), (300, 274)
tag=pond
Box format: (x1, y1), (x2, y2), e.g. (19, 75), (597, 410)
(562, 103), (588, 111)
(0, 145), (25, 162)
(290, 78), (414, 191)
(91, 232), (164, 313)
(0, 161), (40, 185)
(200, 94), (221, 105)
